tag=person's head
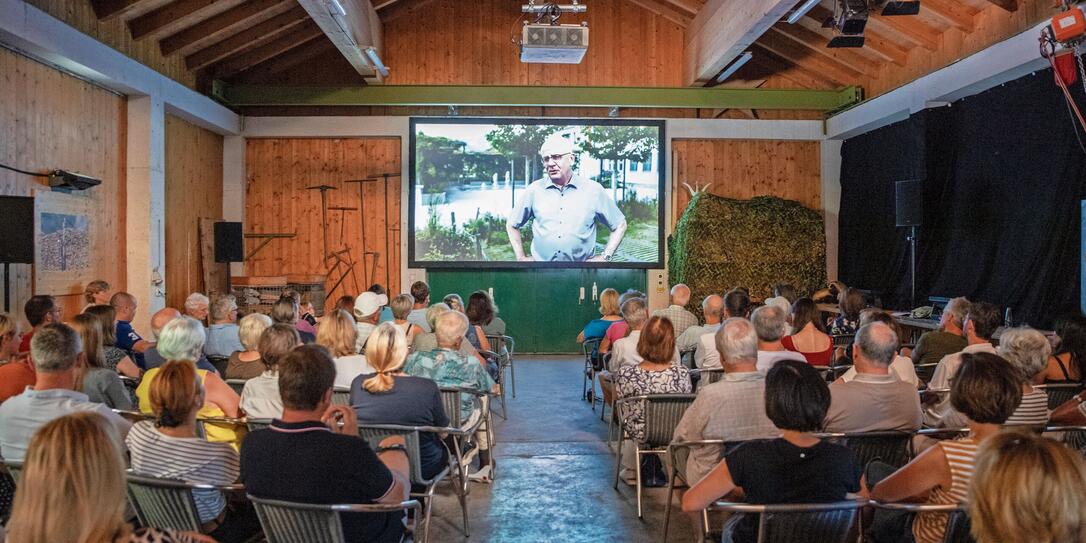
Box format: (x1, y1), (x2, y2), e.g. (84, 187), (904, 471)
(670, 284), (691, 307)
(83, 280), (111, 305)
(30, 323), (83, 375)
(156, 317), (207, 363)
(1053, 314), (1086, 362)
(964, 302), (1002, 341)
(387, 294), (412, 321)
(299, 299), (314, 317)
(271, 296), (299, 325)
(764, 296), (792, 319)
(0, 312), (23, 359)
(723, 289), (751, 319)
(208, 295), (238, 324)
(258, 323), (302, 371)
(24, 295), (59, 328)
(773, 283), (798, 304)
(950, 352), (1022, 424)
(278, 345), (337, 413)
(410, 281), (430, 305)
(539, 133), (576, 184)
(715, 317), (759, 369)
(184, 292), (210, 321)
(149, 307), (181, 340)
(336, 295), (356, 318)
(838, 287), (867, 320)
(353, 291), (388, 324)
(367, 284), (387, 296)
(363, 323), (409, 394)
(426, 303), (451, 330)
(83, 304), (119, 346)
(149, 360), (204, 428)
(443, 293), (465, 313)
(764, 359), (831, 432)
(466, 291), (496, 326)
(790, 297), (827, 334)
(996, 327), (1052, 383)
(637, 316), (675, 364)
(620, 289), (646, 306)
(598, 288), (620, 317)
(109, 292), (138, 321)
(620, 297), (649, 331)
(69, 313), (105, 371)
(940, 296), (970, 332)
(853, 322), (899, 370)
(280, 289), (301, 304)
(316, 309), (358, 358)
(969, 431), (1086, 543)
(701, 294), (724, 324)
(750, 305), (789, 343)
(5, 412), (129, 543)
(435, 311), (469, 349)
(238, 312), (273, 352)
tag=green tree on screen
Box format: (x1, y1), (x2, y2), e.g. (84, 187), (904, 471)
(485, 125), (561, 182)
(580, 126), (657, 197)
(416, 133), (467, 193)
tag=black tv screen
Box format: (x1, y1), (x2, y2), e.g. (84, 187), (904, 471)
(408, 118), (665, 268)
(0, 195), (34, 264)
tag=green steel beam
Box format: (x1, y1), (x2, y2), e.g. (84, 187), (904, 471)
(214, 82), (862, 111)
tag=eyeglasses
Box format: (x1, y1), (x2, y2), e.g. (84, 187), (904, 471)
(541, 153), (571, 164)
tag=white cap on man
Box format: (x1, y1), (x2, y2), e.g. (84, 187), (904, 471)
(539, 133), (575, 157)
(354, 291), (388, 319)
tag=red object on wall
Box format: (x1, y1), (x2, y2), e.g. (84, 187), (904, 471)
(1053, 50), (1078, 86)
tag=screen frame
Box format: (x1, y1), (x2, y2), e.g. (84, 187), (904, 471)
(407, 117), (666, 269)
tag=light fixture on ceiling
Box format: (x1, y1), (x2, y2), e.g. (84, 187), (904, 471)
(363, 46), (390, 77)
(708, 51), (753, 86)
(787, 0), (823, 24)
(326, 0), (346, 17)
(881, 1), (920, 16)
(825, 0), (869, 48)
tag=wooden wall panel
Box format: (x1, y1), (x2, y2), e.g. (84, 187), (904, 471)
(0, 46), (126, 325)
(164, 114), (224, 310)
(670, 139), (822, 229)
(245, 138), (402, 303)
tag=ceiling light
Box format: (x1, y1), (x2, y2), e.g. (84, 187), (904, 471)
(710, 51), (753, 86)
(787, 0), (822, 24)
(327, 0), (346, 17)
(364, 46), (390, 77)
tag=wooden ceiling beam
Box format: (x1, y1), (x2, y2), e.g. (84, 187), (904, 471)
(90, 0), (153, 21)
(380, 0), (435, 23)
(985, 0), (1017, 12)
(757, 27), (865, 85)
(159, 0), (292, 56)
(749, 43), (843, 89)
(233, 40), (340, 82)
(659, 0), (704, 15)
(625, 0), (694, 27)
(129, 0), (243, 41)
(185, 6), (311, 70)
(921, 0), (978, 32)
(207, 22), (326, 78)
(684, 0), (802, 85)
(297, 0), (384, 84)
(794, 14), (910, 66)
(769, 24), (879, 74)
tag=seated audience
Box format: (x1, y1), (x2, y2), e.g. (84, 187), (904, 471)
(389, 293), (423, 344)
(407, 281), (433, 333)
(70, 314), (132, 410)
(185, 292), (210, 324)
(614, 317), (692, 483)
(83, 303), (142, 378)
(773, 283), (798, 304)
(823, 322), (922, 433)
(911, 297), (969, 368)
(676, 294), (723, 354)
(280, 289), (317, 337)
(82, 279), (112, 312)
(783, 297), (834, 366)
(318, 309), (374, 388)
(241, 345), (410, 543)
(204, 295), (244, 357)
(18, 295), (61, 354)
(924, 301), (1001, 426)
(109, 292), (153, 367)
(224, 313), (273, 380)
(610, 297), (678, 372)
(651, 283), (698, 337)
(410, 303), (484, 360)
(839, 311), (919, 386)
(351, 324), (449, 481)
(751, 305), (807, 374)
(763, 296), (793, 334)
(239, 324), (301, 420)
(368, 284), (395, 323)
(353, 291), (387, 354)
(471, 291), (507, 337)
(271, 296), (315, 344)
(871, 353), (1022, 543)
(1045, 314), (1086, 383)
(600, 290), (644, 354)
(128, 360), (259, 541)
(723, 288), (752, 319)
(0, 323), (131, 461)
(673, 318), (776, 485)
(336, 295), (357, 321)
(682, 360), (860, 543)
(299, 299), (319, 329)
(828, 287), (866, 335)
(996, 327), (1051, 426)
(697, 291), (753, 369)
(139, 307), (219, 374)
(968, 431), (1086, 543)
(577, 287), (622, 344)
(443, 293), (465, 313)
(0, 313), (33, 403)
(5, 412), (208, 543)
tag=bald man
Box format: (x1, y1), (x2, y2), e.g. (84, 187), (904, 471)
(506, 133), (627, 262)
(677, 294), (724, 353)
(110, 291), (152, 368)
(142, 307), (219, 374)
(651, 284), (697, 336)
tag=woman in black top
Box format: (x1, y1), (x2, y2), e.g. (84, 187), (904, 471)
(682, 359), (861, 543)
(1045, 315), (1086, 384)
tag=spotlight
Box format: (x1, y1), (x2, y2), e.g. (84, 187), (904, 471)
(826, 0), (869, 48)
(881, 1), (920, 16)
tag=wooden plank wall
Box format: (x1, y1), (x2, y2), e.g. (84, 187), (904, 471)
(670, 139), (822, 228)
(164, 114), (224, 310)
(245, 138), (403, 302)
(0, 46), (127, 325)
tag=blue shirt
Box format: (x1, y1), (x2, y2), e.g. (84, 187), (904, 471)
(378, 307), (394, 323)
(508, 175), (626, 261)
(115, 320), (146, 368)
(204, 323), (245, 357)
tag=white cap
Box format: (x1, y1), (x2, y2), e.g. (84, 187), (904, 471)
(354, 291), (388, 319)
(765, 296), (792, 315)
(539, 133), (575, 157)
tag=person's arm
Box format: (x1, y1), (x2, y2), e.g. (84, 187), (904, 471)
(1052, 393), (1086, 425)
(681, 458), (738, 512)
(870, 444), (949, 503)
(116, 355), (140, 378)
(506, 224), (534, 262)
(476, 328), (491, 352)
(132, 339), (154, 353)
(587, 221), (628, 262)
(506, 197), (534, 262)
(577, 330), (586, 344)
(104, 373), (134, 410)
(910, 333), (927, 363)
(201, 371), (241, 418)
(374, 435), (411, 504)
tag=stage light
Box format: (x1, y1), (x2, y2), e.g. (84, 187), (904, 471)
(882, 1), (920, 16)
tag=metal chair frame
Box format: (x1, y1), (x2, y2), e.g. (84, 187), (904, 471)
(477, 347), (507, 420)
(124, 470), (246, 534)
(3, 459), (22, 484)
(206, 355), (230, 376)
(869, 501), (972, 543)
(485, 334), (517, 398)
(705, 499), (866, 543)
(582, 338), (603, 407)
(663, 439), (728, 540)
(439, 386), (495, 470)
(249, 494), (421, 543)
(225, 378), (247, 396)
(1037, 383), (1084, 410)
(331, 386), (351, 406)
(612, 393), (697, 518)
(814, 430), (915, 469)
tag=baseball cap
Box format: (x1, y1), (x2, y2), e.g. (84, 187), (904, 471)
(539, 133), (575, 157)
(354, 291), (388, 319)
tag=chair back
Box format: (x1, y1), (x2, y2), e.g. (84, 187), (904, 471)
(332, 387), (351, 406)
(710, 501), (863, 543)
(584, 338), (603, 370)
(125, 472), (205, 532)
(247, 418), (273, 432)
(943, 509), (975, 543)
(700, 368), (725, 386)
(250, 495), (346, 543)
(225, 378), (247, 395)
(3, 460), (21, 484)
(440, 388), (465, 427)
(206, 355), (229, 376)
(355, 424), (431, 486)
(820, 431), (913, 469)
(642, 394), (696, 447)
(831, 334), (854, 348)
(1037, 383), (1083, 410)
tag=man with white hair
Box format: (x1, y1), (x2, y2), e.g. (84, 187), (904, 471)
(505, 133), (627, 262)
(751, 305), (807, 374)
(679, 294), (723, 354)
(184, 292), (210, 324)
(142, 307), (220, 374)
(204, 295), (244, 357)
(910, 296), (969, 367)
(651, 284), (697, 336)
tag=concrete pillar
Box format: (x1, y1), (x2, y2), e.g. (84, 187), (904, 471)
(223, 135), (246, 278)
(125, 94), (166, 335)
(820, 140), (843, 281)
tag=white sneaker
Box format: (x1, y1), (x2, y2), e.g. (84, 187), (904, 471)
(468, 465), (493, 484)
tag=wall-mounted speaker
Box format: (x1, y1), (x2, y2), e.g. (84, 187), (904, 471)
(895, 179), (922, 227)
(0, 196), (34, 263)
(214, 222), (243, 263)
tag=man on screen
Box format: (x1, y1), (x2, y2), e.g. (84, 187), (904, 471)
(506, 134), (627, 262)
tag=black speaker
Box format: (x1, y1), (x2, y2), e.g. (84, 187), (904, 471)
(895, 179), (922, 227)
(0, 196), (34, 263)
(214, 222), (243, 263)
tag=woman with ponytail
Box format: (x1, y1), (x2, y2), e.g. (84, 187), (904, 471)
(349, 322), (449, 480)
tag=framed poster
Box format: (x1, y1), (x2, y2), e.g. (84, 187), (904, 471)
(34, 190), (94, 296)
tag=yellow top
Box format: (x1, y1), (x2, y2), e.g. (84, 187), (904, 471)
(136, 367), (241, 450)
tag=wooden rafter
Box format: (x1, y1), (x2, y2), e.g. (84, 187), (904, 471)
(793, 14), (910, 66)
(684, 0), (801, 85)
(659, 0), (705, 15)
(921, 0), (979, 32)
(208, 21), (326, 79)
(297, 0), (383, 83)
(380, 0), (436, 22)
(986, 0), (1018, 12)
(90, 0), (154, 21)
(865, 13), (941, 51)
(185, 6), (311, 71)
(749, 43), (843, 88)
(626, 0), (694, 26)
(235, 40), (340, 81)
(769, 24), (878, 74)
(129, 0), (240, 41)
(757, 27), (864, 85)
(159, 0), (293, 56)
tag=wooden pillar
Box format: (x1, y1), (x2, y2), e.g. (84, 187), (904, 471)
(126, 95), (166, 335)
(821, 140), (843, 281)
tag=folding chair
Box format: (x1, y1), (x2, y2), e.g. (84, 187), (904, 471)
(250, 494), (421, 543)
(1037, 383), (1084, 410)
(613, 393), (697, 518)
(816, 430), (914, 469)
(125, 471), (246, 535)
(486, 334), (517, 398)
(1043, 424), (1086, 455)
(870, 501), (973, 543)
(478, 348), (507, 420)
(2, 460), (21, 484)
(206, 355), (230, 376)
(331, 387), (351, 406)
(225, 379), (247, 395)
(706, 499), (866, 543)
(583, 338), (603, 406)
(663, 440), (730, 540)
(246, 418), (273, 432)
(440, 386), (493, 470)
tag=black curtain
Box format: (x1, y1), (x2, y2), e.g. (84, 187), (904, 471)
(839, 69), (1086, 328)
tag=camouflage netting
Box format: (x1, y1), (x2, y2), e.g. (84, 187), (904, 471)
(668, 193), (826, 308)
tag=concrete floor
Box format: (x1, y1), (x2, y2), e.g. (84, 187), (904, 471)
(426, 355), (696, 543)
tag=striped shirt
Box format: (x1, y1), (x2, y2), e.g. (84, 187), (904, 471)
(651, 305), (699, 337)
(125, 421), (240, 523)
(913, 438), (978, 543)
(1005, 388), (1050, 427)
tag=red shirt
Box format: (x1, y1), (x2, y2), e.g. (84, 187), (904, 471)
(17, 329), (33, 354)
(0, 357), (36, 403)
(782, 335), (834, 367)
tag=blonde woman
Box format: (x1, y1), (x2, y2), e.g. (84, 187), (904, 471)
(5, 411), (211, 543)
(389, 294), (421, 344)
(82, 279), (111, 312)
(70, 314), (132, 410)
(224, 313), (272, 380)
(317, 309), (374, 388)
(0, 313), (33, 404)
(577, 287), (622, 344)
(349, 323), (449, 480)
(970, 431), (1086, 543)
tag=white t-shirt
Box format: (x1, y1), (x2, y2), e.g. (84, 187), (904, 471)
(839, 355), (919, 387)
(693, 324), (724, 369)
(333, 354), (374, 389)
(756, 349), (809, 374)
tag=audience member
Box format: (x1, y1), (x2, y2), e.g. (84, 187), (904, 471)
(299, 299), (319, 329)
(353, 291), (388, 354)
(318, 309), (374, 388)
(389, 293), (422, 344)
(83, 303), (142, 378)
(783, 297), (833, 366)
(368, 284), (395, 323)
(469, 290), (507, 337)
(204, 295), (244, 357)
(239, 324), (300, 420)
(924, 302), (1001, 426)
(139, 307), (218, 374)
(673, 318), (776, 485)
(751, 305), (807, 374)
(839, 310), (919, 386)
(651, 284), (698, 337)
(271, 296), (314, 344)
(763, 296), (793, 333)
(70, 313), (132, 410)
(969, 431), (1086, 543)
(600, 289), (649, 353)
(410, 303), (484, 360)
(1045, 314), (1086, 383)
(18, 295), (61, 354)
(611, 297), (677, 371)
(677, 294), (722, 353)
(336, 295), (357, 321)
(682, 360), (860, 543)
(443, 293), (465, 313)
(577, 287), (622, 344)
(462, 304), (496, 374)
(0, 323), (130, 461)
(0, 314), (33, 403)
(995, 327), (1051, 427)
(224, 313), (273, 380)
(184, 292), (210, 324)
(279, 289), (317, 337)
(823, 322), (921, 433)
(407, 281), (433, 332)
(81, 279), (112, 312)
(871, 353), (1022, 543)
(241, 345), (410, 543)
(109, 292), (153, 367)
(351, 323), (449, 481)
(828, 287), (866, 335)
(911, 297), (969, 368)
(5, 412), (209, 543)
(773, 283), (798, 304)
(128, 360), (259, 541)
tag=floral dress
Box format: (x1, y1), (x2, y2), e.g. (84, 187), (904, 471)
(614, 364), (692, 441)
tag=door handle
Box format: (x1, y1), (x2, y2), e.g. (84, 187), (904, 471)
(579, 286), (586, 305)
(592, 282), (598, 302)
